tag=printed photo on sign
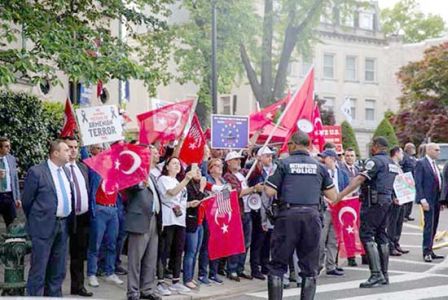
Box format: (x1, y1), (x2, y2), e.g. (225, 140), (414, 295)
(211, 115), (249, 149)
(76, 105), (124, 146)
(393, 172), (416, 205)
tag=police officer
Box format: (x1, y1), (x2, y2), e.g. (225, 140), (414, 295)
(337, 136), (399, 288)
(264, 131), (338, 300)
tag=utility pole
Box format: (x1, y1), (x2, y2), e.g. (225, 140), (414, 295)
(211, 0), (218, 114)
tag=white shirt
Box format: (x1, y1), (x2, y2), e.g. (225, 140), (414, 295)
(426, 155), (441, 190)
(48, 159), (72, 217)
(235, 172), (251, 213)
(0, 156), (11, 192)
(148, 176), (160, 214)
(157, 175), (187, 227)
(66, 162), (89, 215)
(150, 166), (162, 178)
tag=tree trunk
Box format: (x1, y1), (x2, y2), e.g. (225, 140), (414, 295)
(240, 43), (265, 105)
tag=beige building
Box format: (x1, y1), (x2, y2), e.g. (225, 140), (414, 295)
(4, 1), (448, 157)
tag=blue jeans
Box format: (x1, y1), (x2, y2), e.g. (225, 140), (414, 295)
(183, 225), (204, 283)
(87, 205), (119, 276)
(198, 221), (219, 278)
(227, 212), (252, 274)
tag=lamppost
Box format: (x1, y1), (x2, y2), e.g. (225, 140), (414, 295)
(211, 0), (218, 114)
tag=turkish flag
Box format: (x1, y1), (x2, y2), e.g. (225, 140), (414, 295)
(179, 114), (206, 165)
(309, 104), (325, 152)
(279, 69), (314, 153)
(330, 197), (365, 258)
(249, 94), (289, 132)
(137, 99), (194, 144)
(83, 142), (151, 193)
(203, 190), (245, 260)
(60, 98), (77, 138)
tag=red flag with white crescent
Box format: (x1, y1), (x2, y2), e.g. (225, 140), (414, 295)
(137, 99), (194, 144)
(83, 142), (151, 193)
(330, 197), (365, 258)
(310, 103), (325, 152)
(179, 114), (206, 164)
(60, 98), (78, 138)
(249, 94), (289, 132)
(203, 190), (245, 260)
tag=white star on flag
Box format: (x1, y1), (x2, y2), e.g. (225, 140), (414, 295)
(189, 142), (197, 149)
(114, 160), (121, 170)
(221, 224), (229, 234)
(346, 225), (355, 234)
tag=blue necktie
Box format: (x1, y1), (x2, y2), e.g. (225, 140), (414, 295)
(57, 168), (70, 216)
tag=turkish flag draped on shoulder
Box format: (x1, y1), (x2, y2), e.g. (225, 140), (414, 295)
(203, 190), (245, 260)
(83, 142), (151, 193)
(179, 114), (206, 165)
(279, 68), (315, 152)
(330, 197), (365, 258)
(60, 98), (77, 137)
(309, 103), (325, 152)
(249, 95), (289, 132)
(137, 99), (194, 144)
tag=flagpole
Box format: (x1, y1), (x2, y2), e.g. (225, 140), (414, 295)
(245, 66), (314, 180)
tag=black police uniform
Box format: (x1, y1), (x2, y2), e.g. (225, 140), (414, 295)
(265, 150), (334, 300)
(358, 151), (399, 287)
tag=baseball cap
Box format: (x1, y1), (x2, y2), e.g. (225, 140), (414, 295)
(257, 146), (275, 156)
(319, 149), (338, 159)
(225, 151), (244, 162)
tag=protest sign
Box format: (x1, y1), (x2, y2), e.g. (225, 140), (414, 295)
(211, 115), (249, 149)
(76, 105), (124, 146)
(393, 172), (416, 205)
(322, 125), (343, 153)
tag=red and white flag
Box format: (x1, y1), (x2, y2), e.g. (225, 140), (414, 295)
(60, 98), (77, 138)
(310, 103), (325, 152)
(83, 142), (151, 193)
(179, 114), (206, 165)
(203, 190), (245, 260)
(137, 99), (194, 144)
(330, 197), (365, 258)
(249, 94), (289, 132)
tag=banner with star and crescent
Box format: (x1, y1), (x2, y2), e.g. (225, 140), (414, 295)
(211, 115), (249, 149)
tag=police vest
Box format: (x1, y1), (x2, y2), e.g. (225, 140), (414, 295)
(279, 155), (324, 205)
(362, 153), (399, 204)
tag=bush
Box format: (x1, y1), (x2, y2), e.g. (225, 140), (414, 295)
(0, 91), (63, 176)
(341, 121), (360, 157)
(373, 118), (399, 148)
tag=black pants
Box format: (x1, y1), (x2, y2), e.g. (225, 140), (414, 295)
(360, 203), (391, 245)
(423, 203), (440, 256)
(70, 213), (90, 291)
(0, 192), (16, 227)
(250, 210), (267, 274)
(268, 206), (322, 278)
(160, 225), (186, 282)
(403, 202), (413, 218)
(386, 203), (404, 250)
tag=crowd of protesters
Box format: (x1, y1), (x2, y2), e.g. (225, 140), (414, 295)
(0, 134), (445, 299)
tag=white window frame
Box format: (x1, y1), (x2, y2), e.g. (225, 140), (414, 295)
(345, 56), (357, 81)
(323, 53), (335, 79)
(365, 99), (376, 121)
(365, 58), (376, 82)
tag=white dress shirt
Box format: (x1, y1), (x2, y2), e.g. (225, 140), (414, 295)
(66, 162), (89, 215)
(48, 159), (72, 217)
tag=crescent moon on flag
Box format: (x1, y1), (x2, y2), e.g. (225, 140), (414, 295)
(314, 117), (322, 126)
(167, 111), (182, 131)
(119, 150), (142, 175)
(338, 206), (357, 226)
(214, 211), (232, 226)
(101, 179), (116, 195)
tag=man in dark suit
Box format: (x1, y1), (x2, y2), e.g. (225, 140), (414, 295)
(415, 143), (444, 262)
(23, 139), (74, 296)
(401, 143), (417, 221)
(64, 137), (93, 297)
(125, 145), (162, 300)
(0, 136), (21, 227)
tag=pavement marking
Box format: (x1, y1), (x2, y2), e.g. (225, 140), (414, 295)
(398, 244), (421, 249)
(338, 285), (448, 300)
(245, 273), (430, 299)
(403, 223), (422, 231)
(425, 255), (448, 273)
(390, 257), (438, 266)
(401, 232), (422, 236)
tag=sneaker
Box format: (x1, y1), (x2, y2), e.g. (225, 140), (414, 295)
(115, 265), (128, 275)
(169, 282), (191, 293)
(156, 283), (172, 296)
(88, 275), (99, 287)
(209, 275), (223, 285)
(198, 276), (211, 285)
(104, 274), (124, 285)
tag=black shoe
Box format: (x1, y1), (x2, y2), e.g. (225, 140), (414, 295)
(238, 272), (253, 280)
(359, 242), (385, 288)
(348, 258), (358, 267)
(390, 249), (402, 256)
(396, 246), (409, 254)
(218, 269), (226, 276)
(406, 217), (415, 221)
(378, 244), (389, 285)
(424, 254), (432, 262)
(431, 252), (444, 259)
(268, 275), (283, 300)
(252, 272), (266, 280)
(71, 287), (93, 297)
(115, 265), (128, 275)
(227, 272), (240, 282)
(140, 293), (162, 300)
(261, 267), (269, 275)
(336, 266), (344, 272)
(326, 269), (344, 276)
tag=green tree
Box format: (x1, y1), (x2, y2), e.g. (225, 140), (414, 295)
(42, 102), (65, 139)
(341, 121), (360, 157)
(373, 118), (399, 148)
(381, 0), (445, 43)
(0, 0), (173, 95)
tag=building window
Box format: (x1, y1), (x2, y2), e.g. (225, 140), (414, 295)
(365, 58), (376, 81)
(350, 98), (356, 120)
(342, 13), (355, 27)
(323, 96), (335, 111)
(365, 99), (375, 121)
(359, 12), (374, 30)
(345, 56), (357, 81)
(323, 54), (335, 79)
(320, 5), (333, 24)
(301, 55), (313, 76)
(220, 96), (231, 115)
